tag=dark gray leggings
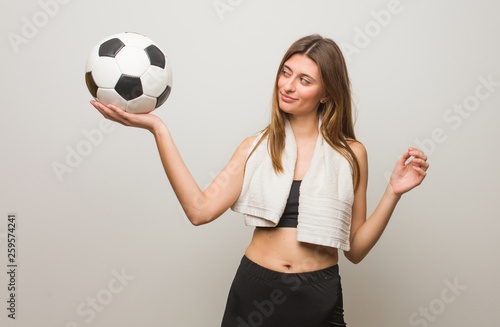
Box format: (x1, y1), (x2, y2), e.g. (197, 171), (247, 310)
(221, 255), (346, 327)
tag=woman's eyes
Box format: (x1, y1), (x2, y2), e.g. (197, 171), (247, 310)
(281, 70), (311, 84)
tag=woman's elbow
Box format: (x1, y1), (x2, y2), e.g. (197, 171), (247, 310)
(189, 217), (204, 226)
(187, 213), (208, 226)
(186, 209), (218, 226)
(183, 198), (226, 226)
(344, 251), (364, 264)
(348, 257), (363, 265)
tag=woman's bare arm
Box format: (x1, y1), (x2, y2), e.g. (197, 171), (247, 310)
(91, 100), (255, 225)
(344, 141), (428, 264)
(152, 123), (255, 225)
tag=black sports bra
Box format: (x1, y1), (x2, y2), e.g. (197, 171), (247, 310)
(264, 180), (301, 228)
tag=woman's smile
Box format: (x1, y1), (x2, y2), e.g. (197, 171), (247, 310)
(280, 92), (297, 102)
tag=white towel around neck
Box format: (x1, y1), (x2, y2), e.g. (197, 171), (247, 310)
(230, 117), (355, 250)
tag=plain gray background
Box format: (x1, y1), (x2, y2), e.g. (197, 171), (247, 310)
(1, 0), (499, 326)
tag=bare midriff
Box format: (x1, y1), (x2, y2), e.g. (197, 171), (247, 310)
(244, 227), (339, 273)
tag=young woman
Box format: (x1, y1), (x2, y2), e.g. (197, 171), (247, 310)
(91, 34), (429, 326)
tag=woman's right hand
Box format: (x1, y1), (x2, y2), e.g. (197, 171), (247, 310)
(91, 99), (164, 133)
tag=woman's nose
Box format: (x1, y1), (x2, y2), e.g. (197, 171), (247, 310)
(283, 78), (295, 92)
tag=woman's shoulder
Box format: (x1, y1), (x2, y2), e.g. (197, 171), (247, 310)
(242, 127), (269, 147)
(345, 138), (367, 161)
(236, 135), (258, 153)
(232, 134), (259, 159)
(244, 134), (259, 144)
(345, 137), (363, 147)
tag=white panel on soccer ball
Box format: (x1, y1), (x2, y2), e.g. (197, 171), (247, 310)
(126, 94), (157, 114)
(118, 32), (152, 49)
(115, 47), (150, 77)
(96, 88), (128, 110)
(141, 66), (170, 97)
(92, 57), (122, 89)
(165, 57), (173, 84)
(85, 44), (100, 73)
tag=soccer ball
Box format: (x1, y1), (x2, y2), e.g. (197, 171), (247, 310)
(85, 32), (172, 114)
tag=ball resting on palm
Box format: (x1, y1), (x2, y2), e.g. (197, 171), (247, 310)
(85, 32), (173, 114)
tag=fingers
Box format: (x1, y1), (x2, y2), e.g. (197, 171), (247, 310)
(408, 147), (428, 162)
(397, 150), (412, 166)
(412, 165), (427, 183)
(90, 100), (131, 126)
(407, 147), (430, 172)
(91, 100), (113, 118)
(411, 159), (429, 173)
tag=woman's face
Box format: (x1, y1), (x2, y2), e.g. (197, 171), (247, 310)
(277, 54), (326, 118)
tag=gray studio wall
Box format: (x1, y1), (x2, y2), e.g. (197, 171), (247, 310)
(1, 0), (499, 326)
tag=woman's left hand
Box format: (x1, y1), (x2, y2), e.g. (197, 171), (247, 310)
(389, 147), (429, 196)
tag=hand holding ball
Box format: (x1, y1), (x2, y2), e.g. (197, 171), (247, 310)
(85, 32), (172, 114)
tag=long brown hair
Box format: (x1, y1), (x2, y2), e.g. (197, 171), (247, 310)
(247, 34), (361, 191)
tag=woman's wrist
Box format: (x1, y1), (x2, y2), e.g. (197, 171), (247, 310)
(150, 119), (168, 136)
(148, 119), (168, 136)
(385, 183), (402, 202)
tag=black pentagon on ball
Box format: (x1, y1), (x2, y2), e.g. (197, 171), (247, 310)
(85, 72), (98, 98)
(99, 38), (125, 57)
(145, 45), (166, 69)
(155, 85), (171, 108)
(115, 75), (143, 101)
